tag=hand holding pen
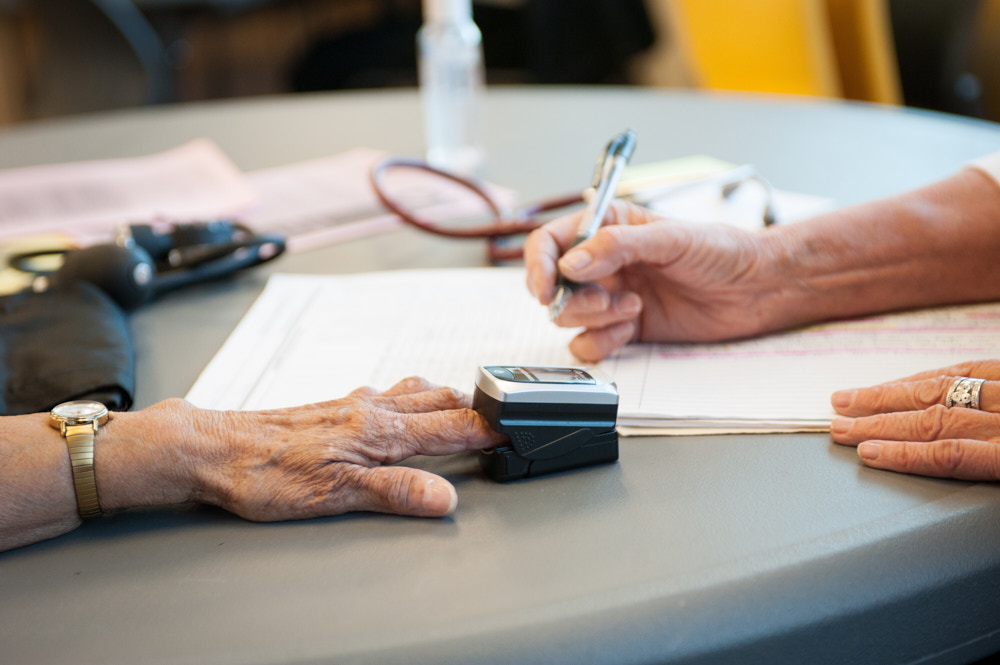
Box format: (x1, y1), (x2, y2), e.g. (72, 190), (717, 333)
(548, 130), (637, 320)
(524, 127), (787, 362)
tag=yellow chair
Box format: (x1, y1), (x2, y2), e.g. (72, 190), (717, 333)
(663, 0), (901, 104)
(825, 0), (902, 104)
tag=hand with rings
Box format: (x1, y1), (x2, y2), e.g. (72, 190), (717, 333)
(830, 360), (1000, 481)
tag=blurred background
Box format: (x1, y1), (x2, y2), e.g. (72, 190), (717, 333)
(0, 0), (998, 127)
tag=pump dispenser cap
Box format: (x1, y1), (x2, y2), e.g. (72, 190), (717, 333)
(423, 0), (472, 22)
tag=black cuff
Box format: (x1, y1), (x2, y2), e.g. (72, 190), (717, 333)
(0, 281), (135, 415)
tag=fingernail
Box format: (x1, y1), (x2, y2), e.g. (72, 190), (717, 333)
(560, 249), (593, 272)
(423, 479), (458, 514)
(831, 389), (856, 410)
(527, 279), (537, 299)
(615, 292), (642, 315)
(857, 442), (881, 461)
(830, 417), (854, 436)
(581, 289), (609, 312)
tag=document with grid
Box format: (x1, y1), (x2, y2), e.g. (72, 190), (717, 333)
(186, 268), (1000, 434)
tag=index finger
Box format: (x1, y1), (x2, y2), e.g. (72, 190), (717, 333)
(373, 385), (472, 413)
(371, 408), (507, 464)
(524, 200), (656, 304)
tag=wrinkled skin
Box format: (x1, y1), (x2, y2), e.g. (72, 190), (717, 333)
(0, 377), (507, 552)
(186, 377), (507, 520)
(830, 361), (1000, 481)
(524, 168), (1000, 482)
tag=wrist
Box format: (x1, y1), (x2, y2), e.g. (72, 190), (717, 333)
(95, 399), (207, 511)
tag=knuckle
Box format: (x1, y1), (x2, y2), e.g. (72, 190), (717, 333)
(380, 472), (416, 511)
(453, 408), (483, 440)
(968, 359), (998, 377)
(374, 413), (410, 462)
(598, 224), (628, 254)
(917, 379), (949, 407)
(328, 408), (403, 462)
(390, 377), (415, 392)
(349, 384), (378, 397)
(860, 386), (892, 413)
(432, 386), (468, 407)
(930, 440), (966, 474)
(915, 405), (949, 441)
(398, 376), (434, 392)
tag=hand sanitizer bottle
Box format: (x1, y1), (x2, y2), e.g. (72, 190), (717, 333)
(417, 0), (486, 175)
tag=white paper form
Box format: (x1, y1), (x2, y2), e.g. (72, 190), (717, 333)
(186, 269), (580, 411)
(606, 304), (1000, 429)
(186, 268), (1000, 434)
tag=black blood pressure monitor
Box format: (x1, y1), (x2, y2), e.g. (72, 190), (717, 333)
(473, 365), (619, 481)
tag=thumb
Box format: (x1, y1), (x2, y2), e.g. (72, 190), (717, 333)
(558, 212), (698, 282)
(355, 466), (459, 517)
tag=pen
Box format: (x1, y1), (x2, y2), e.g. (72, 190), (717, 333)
(548, 129), (637, 321)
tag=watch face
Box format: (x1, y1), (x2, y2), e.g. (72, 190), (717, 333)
(52, 401), (108, 423)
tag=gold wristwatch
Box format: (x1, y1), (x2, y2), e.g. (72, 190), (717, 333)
(49, 400), (111, 519)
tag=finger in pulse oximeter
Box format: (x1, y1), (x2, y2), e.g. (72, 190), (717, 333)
(472, 365), (619, 481)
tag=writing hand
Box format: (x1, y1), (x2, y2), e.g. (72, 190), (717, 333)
(524, 200), (781, 361)
(830, 360), (1000, 481)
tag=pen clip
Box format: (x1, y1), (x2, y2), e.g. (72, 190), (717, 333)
(589, 130), (637, 189)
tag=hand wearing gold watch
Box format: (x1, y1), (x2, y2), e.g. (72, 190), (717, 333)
(0, 377), (505, 552)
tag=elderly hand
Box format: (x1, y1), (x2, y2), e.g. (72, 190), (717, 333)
(1, 377), (507, 552)
(165, 377), (507, 520)
(523, 200), (786, 361)
(830, 361), (1000, 481)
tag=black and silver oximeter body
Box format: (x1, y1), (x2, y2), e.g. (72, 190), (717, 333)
(473, 365), (619, 481)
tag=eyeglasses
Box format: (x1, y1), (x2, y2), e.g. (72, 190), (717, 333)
(370, 156), (777, 263)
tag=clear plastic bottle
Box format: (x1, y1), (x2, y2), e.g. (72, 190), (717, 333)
(417, 0), (486, 175)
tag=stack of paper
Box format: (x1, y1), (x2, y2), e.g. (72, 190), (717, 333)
(186, 268), (1000, 435)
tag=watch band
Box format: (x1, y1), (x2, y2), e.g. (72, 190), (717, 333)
(49, 401), (110, 519)
(64, 423), (103, 519)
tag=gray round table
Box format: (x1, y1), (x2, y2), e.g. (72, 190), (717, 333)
(1, 87), (999, 665)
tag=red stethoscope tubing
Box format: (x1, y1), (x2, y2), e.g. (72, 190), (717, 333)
(370, 156), (583, 261)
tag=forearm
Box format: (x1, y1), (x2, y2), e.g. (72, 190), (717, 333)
(0, 413), (79, 551)
(0, 400), (203, 552)
(761, 168), (1000, 328)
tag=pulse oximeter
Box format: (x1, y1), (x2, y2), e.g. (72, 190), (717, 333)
(472, 365), (619, 481)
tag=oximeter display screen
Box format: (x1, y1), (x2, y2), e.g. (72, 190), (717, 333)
(485, 365), (595, 385)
